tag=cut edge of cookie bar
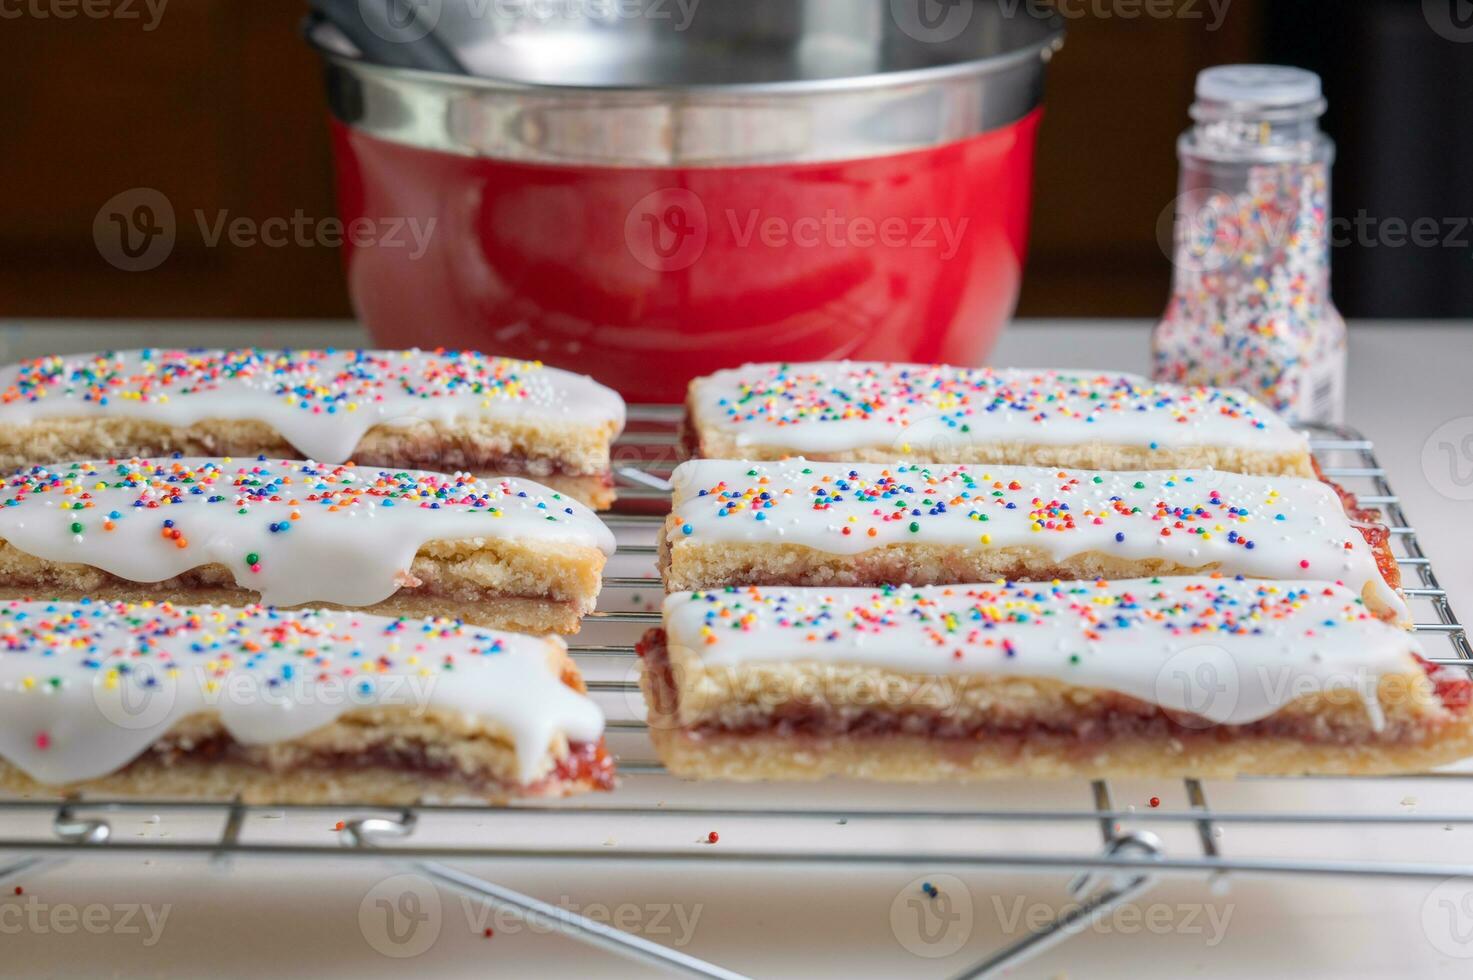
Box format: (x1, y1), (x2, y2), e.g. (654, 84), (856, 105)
(638, 628), (1473, 781)
(0, 536), (608, 635)
(0, 416), (622, 509)
(0, 700), (615, 805)
(656, 539), (1406, 623)
(684, 422), (1315, 479)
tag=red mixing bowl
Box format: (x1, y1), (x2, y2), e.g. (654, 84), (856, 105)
(311, 2), (1063, 402)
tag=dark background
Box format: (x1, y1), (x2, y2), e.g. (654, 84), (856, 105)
(2, 0), (1469, 321)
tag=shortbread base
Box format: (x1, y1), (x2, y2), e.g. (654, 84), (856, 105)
(646, 724), (1473, 782)
(0, 672), (614, 804)
(524, 471), (617, 511)
(0, 416), (619, 509)
(659, 540), (1403, 622)
(639, 631), (1473, 781)
(682, 410), (1315, 480)
(0, 586), (583, 635)
(0, 536), (607, 635)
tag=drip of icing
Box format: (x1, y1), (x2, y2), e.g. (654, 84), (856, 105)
(0, 600), (605, 785)
(0, 349), (627, 463)
(691, 362), (1308, 455)
(668, 458), (1405, 618)
(0, 459), (616, 608)
(663, 579), (1423, 729)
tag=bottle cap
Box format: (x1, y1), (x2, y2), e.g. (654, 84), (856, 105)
(1195, 65), (1322, 108)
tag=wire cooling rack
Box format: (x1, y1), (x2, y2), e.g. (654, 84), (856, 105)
(0, 410), (1468, 979)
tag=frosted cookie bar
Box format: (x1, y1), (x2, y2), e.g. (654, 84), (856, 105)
(0, 600), (612, 803)
(640, 580), (1473, 782)
(661, 459), (1405, 621)
(0, 349), (626, 509)
(683, 362), (1314, 477)
(0, 458), (616, 635)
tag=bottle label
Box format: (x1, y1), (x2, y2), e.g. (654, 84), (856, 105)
(1298, 350), (1347, 426)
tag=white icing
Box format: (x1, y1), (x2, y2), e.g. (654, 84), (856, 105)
(0, 349), (626, 463)
(690, 362), (1309, 456)
(0, 459), (615, 608)
(663, 579), (1425, 728)
(0, 601), (604, 785)
(668, 458), (1405, 618)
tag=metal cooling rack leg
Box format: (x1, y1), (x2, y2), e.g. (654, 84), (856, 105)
(0, 854), (55, 887)
(53, 802), (110, 844)
(949, 833), (1164, 980)
(339, 813), (749, 980)
(6, 800), (114, 886)
(951, 782), (1164, 980)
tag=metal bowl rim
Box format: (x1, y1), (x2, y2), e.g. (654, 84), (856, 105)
(305, 18), (1065, 99)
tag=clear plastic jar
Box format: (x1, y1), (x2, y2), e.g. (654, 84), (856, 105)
(1152, 65), (1346, 425)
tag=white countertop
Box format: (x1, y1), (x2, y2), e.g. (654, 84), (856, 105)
(0, 319), (1470, 979)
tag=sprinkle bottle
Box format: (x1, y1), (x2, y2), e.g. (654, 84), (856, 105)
(1153, 65), (1346, 425)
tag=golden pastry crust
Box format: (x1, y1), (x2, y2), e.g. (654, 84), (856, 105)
(657, 539), (1402, 622)
(682, 393), (1315, 478)
(0, 536), (607, 635)
(645, 725), (1473, 782)
(521, 471), (617, 511)
(0, 703), (614, 805)
(639, 630), (1473, 780)
(0, 416), (620, 509)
